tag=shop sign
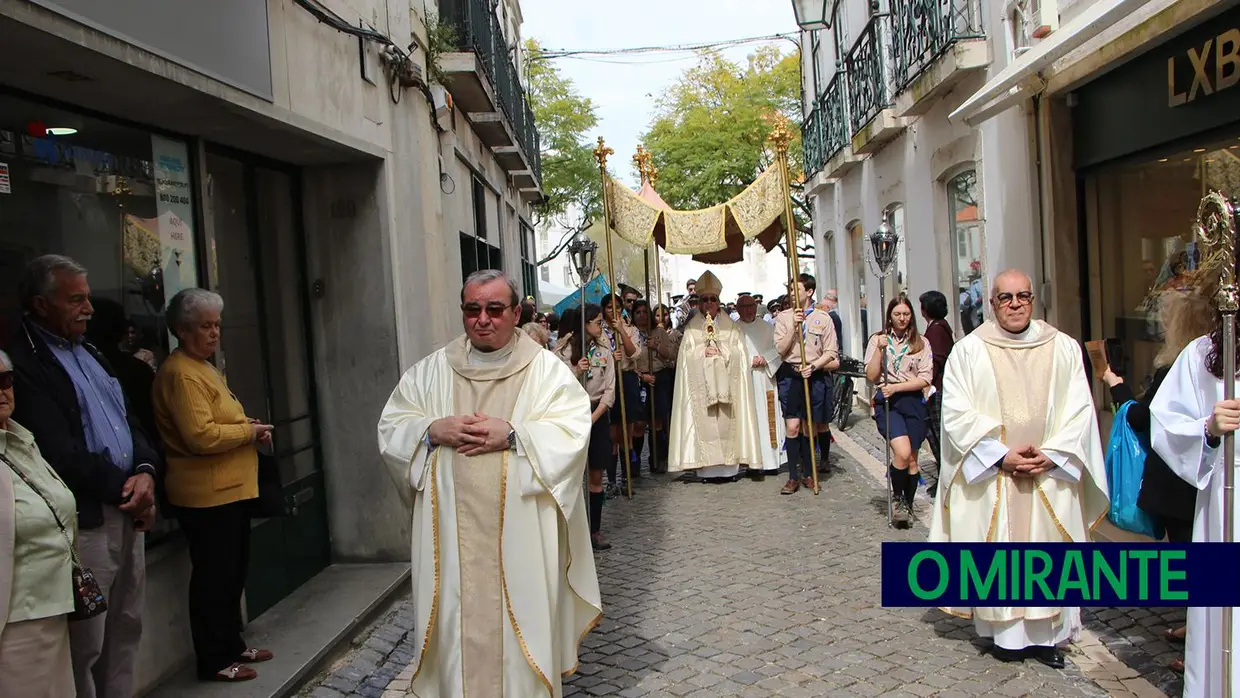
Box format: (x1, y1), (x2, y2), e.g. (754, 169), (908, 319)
(0, 163), (9, 194)
(150, 135), (199, 347)
(1168, 28), (1240, 107)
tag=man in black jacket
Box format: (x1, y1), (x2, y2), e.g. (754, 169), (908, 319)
(8, 254), (162, 698)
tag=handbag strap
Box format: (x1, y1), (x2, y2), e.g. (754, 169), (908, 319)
(0, 451), (82, 567)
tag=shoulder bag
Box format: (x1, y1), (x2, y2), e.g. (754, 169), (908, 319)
(0, 452), (107, 621)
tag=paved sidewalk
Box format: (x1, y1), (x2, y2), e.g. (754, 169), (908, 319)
(302, 435), (1150, 697)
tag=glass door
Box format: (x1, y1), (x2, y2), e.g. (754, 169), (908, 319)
(206, 150), (330, 618)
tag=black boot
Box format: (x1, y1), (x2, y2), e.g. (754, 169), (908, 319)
(589, 491), (610, 550)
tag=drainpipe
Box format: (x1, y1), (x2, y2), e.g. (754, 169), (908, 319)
(1032, 93), (1050, 322)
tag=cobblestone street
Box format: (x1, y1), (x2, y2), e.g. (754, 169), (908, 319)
(302, 422), (1181, 697)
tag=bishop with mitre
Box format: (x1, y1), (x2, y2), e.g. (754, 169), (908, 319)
(377, 270), (602, 697)
(735, 293), (785, 476)
(667, 271), (763, 480)
(929, 269), (1107, 669)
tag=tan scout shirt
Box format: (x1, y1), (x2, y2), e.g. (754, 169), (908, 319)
(602, 324), (641, 372)
(774, 306), (839, 370)
(649, 327), (682, 372)
(555, 339), (615, 409)
(864, 332), (934, 389)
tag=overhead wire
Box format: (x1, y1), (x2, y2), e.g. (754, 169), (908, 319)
(528, 32), (798, 62)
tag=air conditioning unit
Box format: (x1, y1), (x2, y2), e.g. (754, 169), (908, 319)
(1026, 0), (1059, 39)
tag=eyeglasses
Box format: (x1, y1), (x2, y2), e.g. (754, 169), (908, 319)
(461, 302), (514, 319)
(996, 292), (1034, 307)
(0, 371), (12, 390)
(699, 295), (720, 303)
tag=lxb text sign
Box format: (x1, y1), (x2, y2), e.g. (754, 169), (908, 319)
(880, 543), (1240, 607)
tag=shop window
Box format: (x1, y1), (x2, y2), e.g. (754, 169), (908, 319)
(461, 174), (501, 280)
(1085, 141), (1240, 398)
(947, 168), (984, 335)
(848, 219), (868, 341)
(0, 93), (201, 546)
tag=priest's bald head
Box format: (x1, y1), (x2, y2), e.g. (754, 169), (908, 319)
(735, 293), (759, 323)
(460, 269), (522, 351)
(990, 269), (1035, 334)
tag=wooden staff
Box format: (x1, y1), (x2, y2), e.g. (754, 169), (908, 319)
(634, 146), (660, 475)
(769, 116), (819, 495)
(594, 137), (633, 500)
(1197, 191), (1238, 695)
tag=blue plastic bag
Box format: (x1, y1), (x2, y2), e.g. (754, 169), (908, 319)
(1105, 401), (1165, 539)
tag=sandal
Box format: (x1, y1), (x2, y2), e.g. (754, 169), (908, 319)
(1170, 658), (1185, 673)
(210, 663), (257, 682)
(781, 480), (799, 495)
(1164, 627), (1187, 644)
(238, 648), (274, 663)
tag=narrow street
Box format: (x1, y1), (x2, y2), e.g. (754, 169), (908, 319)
(306, 421), (1180, 697)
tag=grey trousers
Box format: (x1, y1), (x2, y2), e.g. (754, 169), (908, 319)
(70, 505), (145, 698)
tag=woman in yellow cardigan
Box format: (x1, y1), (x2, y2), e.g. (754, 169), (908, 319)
(152, 289), (275, 683)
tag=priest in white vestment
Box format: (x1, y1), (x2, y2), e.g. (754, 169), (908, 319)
(1151, 331), (1240, 697)
(667, 271), (763, 481)
(736, 294), (784, 475)
(377, 270), (602, 698)
(929, 270), (1108, 669)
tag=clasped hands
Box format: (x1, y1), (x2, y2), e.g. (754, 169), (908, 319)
(1001, 444), (1055, 479)
(429, 413), (512, 457)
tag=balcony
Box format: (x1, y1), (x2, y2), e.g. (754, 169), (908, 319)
(844, 16), (908, 155)
(821, 74), (863, 178)
(439, 0), (543, 196)
(802, 105), (824, 177)
(889, 0), (989, 118)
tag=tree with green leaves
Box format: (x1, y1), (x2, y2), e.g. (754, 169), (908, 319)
(641, 45), (813, 259)
(525, 39), (601, 263)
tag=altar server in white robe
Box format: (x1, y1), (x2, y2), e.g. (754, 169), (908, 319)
(929, 269), (1108, 670)
(1151, 310), (1240, 698)
(736, 293), (784, 476)
(667, 271), (763, 481)
(377, 270), (602, 698)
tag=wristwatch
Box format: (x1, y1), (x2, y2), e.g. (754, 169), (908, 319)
(1206, 421), (1222, 449)
(507, 428), (516, 450)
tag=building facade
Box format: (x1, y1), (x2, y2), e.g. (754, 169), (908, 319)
(796, 0), (1235, 414)
(0, 0), (542, 691)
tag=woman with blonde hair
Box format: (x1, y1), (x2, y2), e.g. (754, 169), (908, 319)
(1100, 284), (1216, 673)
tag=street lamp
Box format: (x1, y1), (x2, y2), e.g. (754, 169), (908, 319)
(868, 211), (902, 527)
(567, 235), (599, 365)
(791, 0), (829, 31)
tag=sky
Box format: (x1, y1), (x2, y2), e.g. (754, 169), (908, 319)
(521, 0), (798, 188)
(522, 0), (803, 301)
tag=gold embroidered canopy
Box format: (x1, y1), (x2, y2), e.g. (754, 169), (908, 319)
(605, 163), (787, 264)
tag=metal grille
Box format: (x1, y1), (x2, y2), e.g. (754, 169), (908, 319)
(802, 106), (825, 176)
(890, 0), (984, 93)
(823, 74), (849, 161)
(844, 17), (888, 135)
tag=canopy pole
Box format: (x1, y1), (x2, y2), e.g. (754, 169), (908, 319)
(595, 137), (633, 500)
(634, 145), (661, 476)
(769, 116), (819, 495)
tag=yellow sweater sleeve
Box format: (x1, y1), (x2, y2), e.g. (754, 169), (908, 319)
(165, 374), (254, 456)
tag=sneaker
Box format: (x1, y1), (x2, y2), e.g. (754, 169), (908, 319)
(891, 499), (910, 526)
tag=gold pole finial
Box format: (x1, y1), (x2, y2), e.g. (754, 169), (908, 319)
(593, 137), (614, 169)
(649, 165), (660, 188)
(765, 112), (794, 155)
(633, 145), (650, 184)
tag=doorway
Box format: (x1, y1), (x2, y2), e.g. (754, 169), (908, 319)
(205, 150), (331, 618)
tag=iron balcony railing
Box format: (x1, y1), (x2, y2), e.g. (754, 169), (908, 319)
(822, 73), (849, 161)
(440, 0), (543, 185)
(890, 0), (984, 93)
(844, 16), (890, 135)
(802, 105), (825, 176)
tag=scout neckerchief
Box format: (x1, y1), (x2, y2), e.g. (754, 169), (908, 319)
(801, 306), (816, 340)
(886, 332), (910, 378)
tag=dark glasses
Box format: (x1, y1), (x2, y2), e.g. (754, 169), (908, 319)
(0, 371), (12, 390)
(699, 295), (720, 303)
(461, 303), (514, 319)
(995, 292), (1034, 307)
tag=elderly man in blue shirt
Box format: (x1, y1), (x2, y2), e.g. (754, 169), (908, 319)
(8, 254), (162, 698)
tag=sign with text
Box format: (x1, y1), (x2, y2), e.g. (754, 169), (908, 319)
(150, 135), (199, 348)
(881, 543), (1240, 608)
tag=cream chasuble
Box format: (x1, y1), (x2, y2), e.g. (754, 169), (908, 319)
(929, 321), (1108, 649)
(377, 330), (602, 698)
(1150, 336), (1240, 698)
(667, 313), (763, 477)
(738, 317), (785, 472)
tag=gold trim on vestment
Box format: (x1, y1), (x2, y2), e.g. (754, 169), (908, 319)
(985, 474), (1003, 543)
(766, 390), (777, 447)
(409, 452), (441, 684)
(1035, 480), (1073, 542)
(498, 451), (555, 696)
(561, 613), (604, 678)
